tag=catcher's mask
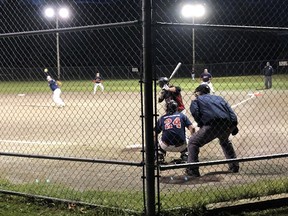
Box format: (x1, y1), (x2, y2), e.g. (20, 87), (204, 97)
(194, 84), (210, 96)
(158, 77), (169, 88)
(166, 100), (178, 114)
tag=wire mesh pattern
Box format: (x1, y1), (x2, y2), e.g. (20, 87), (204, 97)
(0, 0), (288, 215)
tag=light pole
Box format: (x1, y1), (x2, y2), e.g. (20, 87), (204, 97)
(44, 7), (70, 80)
(181, 4), (205, 80)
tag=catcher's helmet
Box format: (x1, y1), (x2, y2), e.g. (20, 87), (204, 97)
(194, 84), (210, 95)
(158, 77), (169, 88)
(166, 100), (178, 114)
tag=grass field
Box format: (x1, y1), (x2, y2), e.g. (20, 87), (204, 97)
(0, 74), (286, 93)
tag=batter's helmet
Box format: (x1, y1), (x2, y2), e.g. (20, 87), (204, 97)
(166, 100), (178, 114)
(194, 84), (210, 95)
(158, 77), (169, 88)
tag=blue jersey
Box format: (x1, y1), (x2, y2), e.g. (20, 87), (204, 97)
(263, 66), (273, 76)
(190, 94), (238, 127)
(48, 79), (59, 91)
(155, 112), (192, 146)
(94, 76), (103, 83)
(200, 72), (212, 82)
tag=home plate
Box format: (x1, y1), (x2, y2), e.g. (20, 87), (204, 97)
(122, 144), (142, 152)
(125, 144), (142, 149)
(18, 94), (26, 97)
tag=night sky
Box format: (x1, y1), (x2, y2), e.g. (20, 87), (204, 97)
(1, 0), (288, 72)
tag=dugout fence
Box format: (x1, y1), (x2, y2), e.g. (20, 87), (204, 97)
(0, 0), (288, 216)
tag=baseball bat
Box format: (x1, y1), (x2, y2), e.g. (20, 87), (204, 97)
(169, 62), (182, 81)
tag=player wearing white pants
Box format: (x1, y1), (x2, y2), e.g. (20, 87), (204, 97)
(52, 88), (65, 107)
(200, 69), (215, 94)
(201, 81), (215, 94)
(93, 82), (104, 93)
(159, 136), (189, 153)
(154, 100), (195, 164)
(47, 76), (65, 108)
(93, 72), (104, 94)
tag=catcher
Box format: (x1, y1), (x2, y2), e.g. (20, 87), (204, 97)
(93, 72), (104, 94)
(154, 100), (194, 164)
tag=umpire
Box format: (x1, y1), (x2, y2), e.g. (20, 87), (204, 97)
(186, 84), (239, 177)
(263, 61), (274, 89)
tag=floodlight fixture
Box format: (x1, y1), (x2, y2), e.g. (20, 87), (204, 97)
(181, 4), (205, 18)
(43, 6), (71, 80)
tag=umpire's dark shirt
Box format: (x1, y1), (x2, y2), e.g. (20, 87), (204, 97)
(263, 66), (273, 76)
(190, 94), (238, 127)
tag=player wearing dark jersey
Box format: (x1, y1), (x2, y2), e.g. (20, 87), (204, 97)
(47, 75), (65, 108)
(154, 100), (194, 164)
(158, 77), (186, 113)
(263, 62), (273, 89)
(200, 69), (215, 93)
(93, 72), (104, 94)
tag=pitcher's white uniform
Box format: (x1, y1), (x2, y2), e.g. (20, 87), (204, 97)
(47, 76), (65, 107)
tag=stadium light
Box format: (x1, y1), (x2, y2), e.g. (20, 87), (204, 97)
(181, 4), (205, 80)
(44, 6), (70, 80)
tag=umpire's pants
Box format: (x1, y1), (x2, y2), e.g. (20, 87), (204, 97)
(264, 76), (272, 89)
(187, 124), (238, 171)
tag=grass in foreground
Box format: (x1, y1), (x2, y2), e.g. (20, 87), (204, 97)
(1, 193), (288, 216)
(1, 177), (288, 215)
(0, 194), (138, 216)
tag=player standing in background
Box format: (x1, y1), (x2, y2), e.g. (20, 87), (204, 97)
(191, 67), (195, 81)
(158, 77), (186, 114)
(200, 68), (215, 94)
(93, 72), (104, 94)
(263, 61), (274, 89)
(154, 100), (195, 164)
(186, 84), (239, 177)
(46, 75), (65, 108)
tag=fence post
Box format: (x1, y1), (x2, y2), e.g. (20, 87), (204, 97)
(143, 0), (156, 215)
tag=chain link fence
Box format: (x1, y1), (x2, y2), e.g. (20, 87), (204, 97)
(0, 0), (288, 215)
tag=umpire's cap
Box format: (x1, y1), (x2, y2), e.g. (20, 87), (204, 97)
(194, 84), (210, 95)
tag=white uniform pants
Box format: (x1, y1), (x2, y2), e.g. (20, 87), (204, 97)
(159, 136), (189, 153)
(53, 88), (65, 107)
(93, 83), (104, 94)
(201, 81), (215, 93)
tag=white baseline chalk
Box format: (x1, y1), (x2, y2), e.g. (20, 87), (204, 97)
(231, 94), (255, 108)
(0, 139), (68, 145)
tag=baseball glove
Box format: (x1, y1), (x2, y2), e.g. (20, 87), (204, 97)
(56, 81), (62, 87)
